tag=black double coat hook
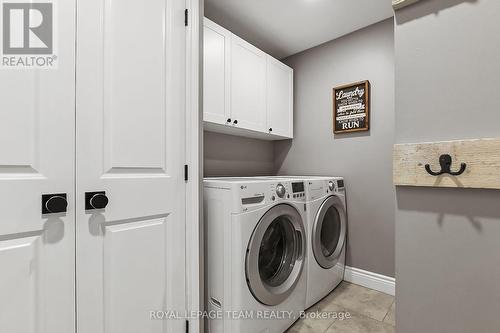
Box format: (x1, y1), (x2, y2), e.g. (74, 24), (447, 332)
(425, 154), (467, 176)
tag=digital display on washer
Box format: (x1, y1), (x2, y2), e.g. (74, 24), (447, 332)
(337, 180), (344, 188)
(292, 182), (304, 193)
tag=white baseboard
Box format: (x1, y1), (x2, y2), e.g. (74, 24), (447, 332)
(344, 266), (395, 296)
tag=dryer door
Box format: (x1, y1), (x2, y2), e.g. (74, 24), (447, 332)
(312, 196), (347, 269)
(246, 204), (305, 306)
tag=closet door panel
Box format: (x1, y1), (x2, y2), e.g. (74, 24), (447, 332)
(0, 1), (76, 332)
(76, 0), (187, 332)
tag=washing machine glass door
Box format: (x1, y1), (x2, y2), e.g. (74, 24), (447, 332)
(312, 196), (347, 269)
(246, 204), (305, 306)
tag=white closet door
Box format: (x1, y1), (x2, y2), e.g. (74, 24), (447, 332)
(203, 18), (231, 125)
(267, 56), (294, 138)
(230, 35), (267, 132)
(76, 1), (187, 333)
(0, 1), (76, 333)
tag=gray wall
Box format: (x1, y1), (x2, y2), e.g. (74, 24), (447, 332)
(275, 19), (396, 277)
(395, 1), (500, 332)
(204, 131), (274, 177)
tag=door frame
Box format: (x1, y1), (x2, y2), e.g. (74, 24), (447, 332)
(186, 0), (202, 332)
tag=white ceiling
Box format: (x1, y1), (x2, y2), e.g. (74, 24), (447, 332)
(205, 0), (394, 59)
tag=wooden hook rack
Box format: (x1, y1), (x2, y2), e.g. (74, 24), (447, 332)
(393, 138), (500, 190)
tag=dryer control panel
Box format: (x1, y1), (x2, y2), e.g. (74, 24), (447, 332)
(307, 178), (345, 201)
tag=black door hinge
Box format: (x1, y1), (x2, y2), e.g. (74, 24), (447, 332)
(185, 9), (188, 26)
(304, 203), (307, 211)
(186, 320), (189, 333)
(184, 165), (189, 182)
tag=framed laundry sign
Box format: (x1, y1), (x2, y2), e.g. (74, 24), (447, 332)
(333, 80), (370, 134)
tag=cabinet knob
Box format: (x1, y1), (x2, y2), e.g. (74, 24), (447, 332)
(233, 120), (238, 125)
(85, 191), (109, 210)
(269, 128), (273, 132)
(226, 118), (231, 123)
(42, 194), (68, 214)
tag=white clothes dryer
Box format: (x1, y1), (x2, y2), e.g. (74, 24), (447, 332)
(303, 177), (347, 308)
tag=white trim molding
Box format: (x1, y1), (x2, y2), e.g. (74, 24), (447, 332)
(392, 0), (421, 10)
(185, 0), (202, 333)
(344, 266), (395, 296)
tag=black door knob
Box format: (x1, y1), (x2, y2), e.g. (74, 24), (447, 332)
(42, 194), (68, 214)
(226, 118), (231, 123)
(233, 120), (238, 125)
(85, 191), (109, 210)
(90, 194), (108, 209)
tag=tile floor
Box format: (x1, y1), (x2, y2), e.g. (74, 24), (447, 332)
(287, 282), (395, 333)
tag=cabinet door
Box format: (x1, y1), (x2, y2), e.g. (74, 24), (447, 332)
(204, 18), (231, 125)
(230, 35), (267, 132)
(0, 1), (76, 333)
(76, 1), (187, 332)
(267, 56), (293, 138)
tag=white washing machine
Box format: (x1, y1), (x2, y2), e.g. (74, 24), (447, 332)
(263, 176), (347, 309)
(204, 177), (308, 333)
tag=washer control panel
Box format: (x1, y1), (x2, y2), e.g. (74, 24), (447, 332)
(268, 181), (305, 202)
(236, 181), (305, 211)
(291, 181), (306, 199)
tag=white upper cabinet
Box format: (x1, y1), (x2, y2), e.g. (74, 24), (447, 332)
(230, 34), (267, 133)
(203, 19), (231, 125)
(267, 56), (293, 138)
(203, 18), (293, 140)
